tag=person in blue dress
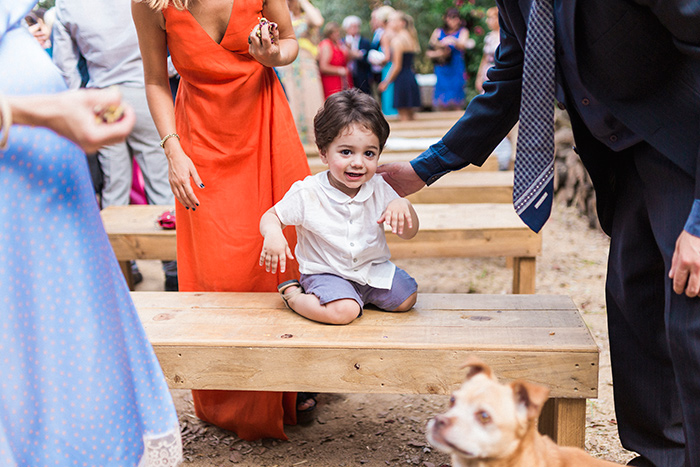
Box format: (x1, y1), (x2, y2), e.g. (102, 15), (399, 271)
(0, 1), (182, 465)
(428, 8), (474, 111)
(378, 11), (421, 121)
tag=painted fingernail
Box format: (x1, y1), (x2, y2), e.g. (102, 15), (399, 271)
(192, 208), (196, 211)
(186, 206), (190, 210)
(199, 183), (205, 188)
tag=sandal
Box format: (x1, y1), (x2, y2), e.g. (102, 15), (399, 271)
(277, 279), (304, 310)
(296, 392), (318, 425)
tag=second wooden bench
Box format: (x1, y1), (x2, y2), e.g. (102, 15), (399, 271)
(101, 203), (541, 293)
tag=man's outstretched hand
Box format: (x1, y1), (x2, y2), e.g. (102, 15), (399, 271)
(376, 161), (426, 197)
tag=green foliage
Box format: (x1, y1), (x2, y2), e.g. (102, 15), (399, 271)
(313, 0), (495, 94)
(37, 0), (55, 9)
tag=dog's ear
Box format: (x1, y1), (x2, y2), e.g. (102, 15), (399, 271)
(510, 380), (550, 420)
(461, 356), (493, 380)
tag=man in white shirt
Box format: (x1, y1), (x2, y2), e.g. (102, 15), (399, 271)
(52, 0), (177, 290)
(342, 15), (372, 95)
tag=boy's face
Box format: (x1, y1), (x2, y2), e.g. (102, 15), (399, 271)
(319, 123), (381, 198)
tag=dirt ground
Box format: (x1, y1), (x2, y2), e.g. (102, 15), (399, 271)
(136, 196), (637, 466)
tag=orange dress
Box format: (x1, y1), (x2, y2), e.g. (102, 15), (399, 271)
(163, 1), (311, 440)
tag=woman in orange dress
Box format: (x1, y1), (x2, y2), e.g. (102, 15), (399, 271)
(132, 0), (311, 440)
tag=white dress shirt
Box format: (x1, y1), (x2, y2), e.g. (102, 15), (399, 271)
(52, 0), (145, 90)
(275, 171), (400, 289)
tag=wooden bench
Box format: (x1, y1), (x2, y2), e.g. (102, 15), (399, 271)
(389, 118), (461, 131)
(405, 171), (513, 204)
(389, 109), (465, 121)
(132, 291), (599, 449)
(101, 203), (540, 293)
(306, 164), (513, 203)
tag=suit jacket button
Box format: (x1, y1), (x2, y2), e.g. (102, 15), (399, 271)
(557, 102), (566, 110)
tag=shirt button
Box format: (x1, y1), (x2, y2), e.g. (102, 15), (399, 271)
(353, 258), (358, 263)
(557, 102), (566, 110)
(350, 242), (354, 247)
(581, 98), (590, 106)
(609, 134), (618, 143)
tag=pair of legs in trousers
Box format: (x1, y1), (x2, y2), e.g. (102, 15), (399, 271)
(97, 85), (177, 288)
(604, 142), (700, 466)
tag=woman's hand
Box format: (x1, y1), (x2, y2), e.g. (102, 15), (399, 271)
(163, 142), (204, 210)
(378, 80), (389, 93)
(248, 18), (282, 67)
(9, 88), (136, 153)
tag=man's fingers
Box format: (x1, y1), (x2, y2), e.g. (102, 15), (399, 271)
(673, 267), (689, 295)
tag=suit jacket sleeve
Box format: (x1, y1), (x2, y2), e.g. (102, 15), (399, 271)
(411, 2), (525, 184)
(629, 1), (700, 200)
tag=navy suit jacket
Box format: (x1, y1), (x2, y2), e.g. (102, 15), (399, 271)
(352, 36), (373, 94)
(415, 0), (700, 233)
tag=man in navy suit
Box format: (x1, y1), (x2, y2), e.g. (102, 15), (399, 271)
(378, 1), (700, 465)
(343, 15), (373, 95)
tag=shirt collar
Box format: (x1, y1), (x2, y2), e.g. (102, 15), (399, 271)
(317, 171), (375, 204)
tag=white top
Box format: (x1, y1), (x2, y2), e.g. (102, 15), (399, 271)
(52, 0), (146, 90)
(275, 171), (400, 289)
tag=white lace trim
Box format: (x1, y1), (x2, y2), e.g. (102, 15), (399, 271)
(138, 423), (183, 467)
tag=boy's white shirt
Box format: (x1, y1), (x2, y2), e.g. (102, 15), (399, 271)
(275, 171), (400, 289)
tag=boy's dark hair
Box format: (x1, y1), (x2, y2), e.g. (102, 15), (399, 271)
(314, 89), (390, 153)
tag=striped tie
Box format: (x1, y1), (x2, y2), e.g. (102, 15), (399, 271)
(513, 0), (555, 233)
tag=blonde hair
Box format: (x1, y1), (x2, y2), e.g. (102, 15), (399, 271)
(133, 0), (190, 11)
(403, 12), (421, 53)
(372, 5), (395, 24)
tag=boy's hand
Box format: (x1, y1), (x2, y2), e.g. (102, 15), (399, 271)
(259, 231), (294, 274)
(378, 198), (414, 236)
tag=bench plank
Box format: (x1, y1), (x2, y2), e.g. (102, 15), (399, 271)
(389, 119), (459, 131)
(406, 171), (513, 204)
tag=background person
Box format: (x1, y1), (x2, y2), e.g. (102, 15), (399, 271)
(0, 2), (181, 464)
(318, 21), (352, 98)
(132, 0), (313, 440)
(475, 6), (515, 171)
(428, 8), (474, 111)
(342, 15), (372, 95)
(368, 5), (394, 103)
(378, 11), (421, 122)
(275, 0), (324, 146)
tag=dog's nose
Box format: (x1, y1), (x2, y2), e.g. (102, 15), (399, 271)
(432, 414), (451, 428)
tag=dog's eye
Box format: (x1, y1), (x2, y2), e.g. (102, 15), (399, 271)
(475, 410), (492, 425)
(449, 396), (456, 407)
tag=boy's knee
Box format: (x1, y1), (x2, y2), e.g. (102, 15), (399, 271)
(393, 293), (417, 312)
(327, 299), (362, 324)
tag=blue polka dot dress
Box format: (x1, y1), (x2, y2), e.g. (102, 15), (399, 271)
(0, 2), (182, 466)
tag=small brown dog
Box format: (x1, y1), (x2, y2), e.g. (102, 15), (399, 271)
(426, 358), (621, 467)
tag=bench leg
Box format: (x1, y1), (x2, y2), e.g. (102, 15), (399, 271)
(512, 256), (536, 294)
(119, 260), (135, 290)
(538, 398), (586, 449)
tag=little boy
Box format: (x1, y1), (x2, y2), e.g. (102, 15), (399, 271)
(259, 89), (419, 324)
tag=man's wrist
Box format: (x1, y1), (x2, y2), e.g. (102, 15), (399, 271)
(684, 199), (700, 237)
